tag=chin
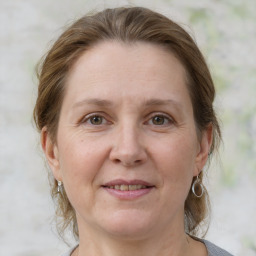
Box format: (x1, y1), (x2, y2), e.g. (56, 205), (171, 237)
(99, 210), (154, 239)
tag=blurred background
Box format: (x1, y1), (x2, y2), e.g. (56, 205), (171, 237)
(0, 0), (255, 255)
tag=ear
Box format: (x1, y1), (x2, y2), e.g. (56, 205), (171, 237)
(194, 124), (213, 176)
(41, 127), (62, 181)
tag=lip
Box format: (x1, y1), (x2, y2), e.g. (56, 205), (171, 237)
(103, 179), (154, 187)
(102, 179), (155, 200)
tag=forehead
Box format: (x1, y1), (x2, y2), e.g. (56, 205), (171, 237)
(63, 41), (191, 110)
(69, 41), (185, 73)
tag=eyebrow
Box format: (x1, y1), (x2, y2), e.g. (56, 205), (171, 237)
(143, 98), (182, 108)
(72, 98), (114, 109)
(72, 98), (182, 110)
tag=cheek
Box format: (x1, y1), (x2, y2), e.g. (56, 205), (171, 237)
(58, 136), (108, 185)
(153, 135), (197, 187)
(57, 137), (109, 210)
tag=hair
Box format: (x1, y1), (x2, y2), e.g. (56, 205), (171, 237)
(33, 6), (221, 241)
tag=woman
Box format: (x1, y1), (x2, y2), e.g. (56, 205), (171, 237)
(33, 7), (233, 256)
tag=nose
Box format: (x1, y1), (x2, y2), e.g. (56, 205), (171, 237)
(109, 124), (147, 167)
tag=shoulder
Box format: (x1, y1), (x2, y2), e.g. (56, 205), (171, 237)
(202, 239), (234, 256)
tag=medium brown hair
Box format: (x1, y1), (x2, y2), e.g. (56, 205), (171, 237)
(33, 6), (221, 240)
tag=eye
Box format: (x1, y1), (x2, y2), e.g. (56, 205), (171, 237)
(81, 114), (108, 126)
(147, 114), (173, 126)
(152, 116), (166, 125)
(89, 115), (104, 125)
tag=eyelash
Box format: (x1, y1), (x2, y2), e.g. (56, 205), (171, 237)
(146, 113), (174, 126)
(80, 113), (109, 126)
(79, 112), (174, 127)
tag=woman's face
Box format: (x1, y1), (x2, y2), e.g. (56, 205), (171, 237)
(43, 41), (211, 239)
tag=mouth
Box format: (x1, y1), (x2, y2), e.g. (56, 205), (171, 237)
(102, 179), (155, 199)
(103, 184), (151, 191)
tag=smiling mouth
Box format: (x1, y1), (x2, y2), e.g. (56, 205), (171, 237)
(104, 184), (149, 191)
(102, 180), (154, 199)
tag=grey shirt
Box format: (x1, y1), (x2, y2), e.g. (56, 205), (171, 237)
(203, 240), (233, 256)
(61, 239), (234, 256)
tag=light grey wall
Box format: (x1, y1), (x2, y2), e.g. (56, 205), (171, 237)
(1, 0), (255, 255)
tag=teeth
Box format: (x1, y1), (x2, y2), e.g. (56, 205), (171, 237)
(129, 185), (137, 191)
(108, 185), (147, 190)
(120, 184), (129, 191)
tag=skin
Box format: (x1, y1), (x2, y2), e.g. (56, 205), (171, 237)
(42, 41), (212, 256)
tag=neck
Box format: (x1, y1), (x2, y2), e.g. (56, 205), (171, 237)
(76, 218), (191, 256)
(77, 234), (190, 256)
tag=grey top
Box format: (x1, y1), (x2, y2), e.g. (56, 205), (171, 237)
(61, 239), (234, 256)
(203, 240), (233, 256)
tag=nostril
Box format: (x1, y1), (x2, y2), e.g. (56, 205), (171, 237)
(111, 158), (145, 167)
(113, 159), (121, 164)
(109, 144), (147, 166)
(122, 159), (142, 167)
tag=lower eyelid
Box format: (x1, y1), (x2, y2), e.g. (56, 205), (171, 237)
(79, 113), (173, 126)
(145, 115), (173, 125)
(80, 115), (103, 124)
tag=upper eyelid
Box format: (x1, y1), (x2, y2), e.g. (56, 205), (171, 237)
(144, 112), (175, 125)
(146, 112), (174, 120)
(78, 111), (174, 123)
(79, 112), (109, 123)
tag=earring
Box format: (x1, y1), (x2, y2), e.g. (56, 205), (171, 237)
(192, 174), (204, 198)
(57, 180), (62, 193)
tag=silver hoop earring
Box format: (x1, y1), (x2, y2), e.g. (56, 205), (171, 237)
(192, 175), (204, 198)
(57, 180), (62, 193)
